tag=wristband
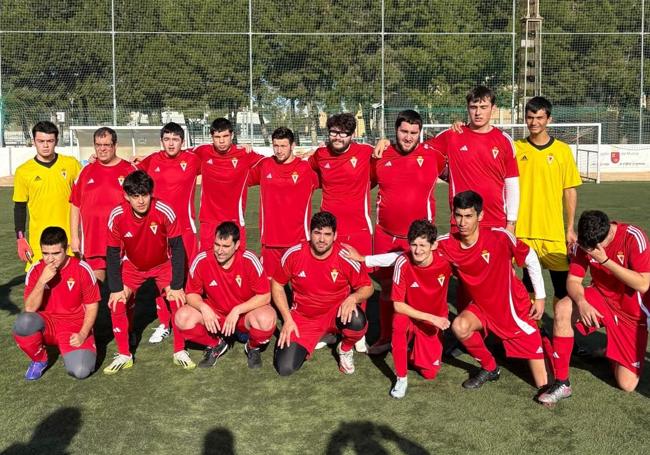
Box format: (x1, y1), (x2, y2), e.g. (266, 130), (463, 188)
(17, 231), (25, 240)
(599, 257), (609, 265)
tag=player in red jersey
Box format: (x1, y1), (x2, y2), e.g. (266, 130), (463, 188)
(193, 118), (264, 251)
(70, 127), (137, 282)
(368, 110), (446, 354)
(104, 170), (187, 374)
(138, 122), (202, 345)
(13, 227), (100, 380)
(437, 191), (548, 396)
(175, 222), (277, 369)
(272, 212), (374, 376)
(538, 211), (650, 404)
(308, 113), (374, 352)
(248, 127), (318, 276)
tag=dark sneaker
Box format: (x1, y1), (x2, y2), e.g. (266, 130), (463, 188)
(198, 339), (229, 368)
(537, 381), (572, 404)
(25, 360), (48, 381)
(462, 366), (501, 389)
(245, 343), (262, 369)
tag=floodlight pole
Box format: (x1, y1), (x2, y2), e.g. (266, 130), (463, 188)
(640, 0), (645, 143)
(111, 0), (117, 126)
(248, 0), (254, 145)
(380, 0), (385, 139)
(0, 32), (4, 148)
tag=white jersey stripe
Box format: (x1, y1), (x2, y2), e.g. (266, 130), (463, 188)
(492, 227), (517, 246)
(392, 255), (407, 285)
(339, 250), (361, 273)
(189, 251), (207, 278)
(627, 226), (647, 252)
(25, 262), (41, 286)
(155, 201), (176, 223)
(238, 172), (248, 227)
(436, 233), (450, 242)
(363, 185), (374, 234)
(107, 206), (124, 230)
(281, 244), (302, 267)
(80, 260), (98, 285)
(636, 292), (650, 332)
(508, 272), (536, 335)
(243, 251), (264, 276)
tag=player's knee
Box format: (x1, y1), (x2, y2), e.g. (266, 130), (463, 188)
(250, 307), (277, 331)
(553, 297), (573, 323)
(392, 314), (409, 334)
(451, 316), (470, 339)
(174, 307), (193, 330)
(64, 351), (96, 380)
(274, 343), (306, 377)
(419, 368), (439, 380)
(616, 371), (639, 392)
(336, 308), (367, 332)
(66, 363), (93, 380)
(13, 312), (45, 336)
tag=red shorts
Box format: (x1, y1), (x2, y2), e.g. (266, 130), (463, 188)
(465, 303), (543, 360)
(122, 259), (171, 294)
(337, 230), (373, 256)
(289, 306), (367, 354)
(393, 314), (443, 373)
(575, 287), (648, 376)
(261, 246), (287, 277)
(372, 227), (409, 283)
(199, 222), (247, 251)
(40, 312), (97, 355)
(85, 256), (106, 271)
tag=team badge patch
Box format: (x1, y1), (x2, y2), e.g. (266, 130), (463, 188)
(118, 176), (125, 185)
(235, 275), (242, 287)
(291, 172), (299, 183)
(437, 274), (446, 286)
(617, 251), (625, 264)
(350, 157), (357, 168)
(547, 154), (554, 164)
(481, 250), (490, 263)
(67, 278), (75, 291)
(150, 222), (158, 234)
(491, 147), (499, 159)
(416, 156), (424, 167)
(180, 161), (187, 171)
(330, 269), (339, 282)
(232, 158), (238, 168)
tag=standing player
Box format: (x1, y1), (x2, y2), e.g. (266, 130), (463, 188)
(515, 97), (582, 303)
(175, 222), (277, 369)
(104, 170), (186, 374)
(438, 191), (548, 395)
(13, 227), (100, 380)
(368, 110), (446, 354)
(138, 122), (201, 345)
(309, 113), (374, 352)
(248, 127), (318, 276)
(14, 121), (81, 270)
(539, 211), (650, 403)
(70, 127), (136, 282)
(193, 118), (264, 250)
(273, 212), (374, 376)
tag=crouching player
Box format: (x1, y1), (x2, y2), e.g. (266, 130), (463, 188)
(539, 210), (650, 403)
(104, 170), (186, 374)
(273, 212), (374, 376)
(13, 227), (100, 380)
(174, 222), (276, 369)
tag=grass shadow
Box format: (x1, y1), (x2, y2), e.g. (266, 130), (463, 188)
(326, 421), (430, 455)
(203, 427), (235, 455)
(0, 274), (25, 315)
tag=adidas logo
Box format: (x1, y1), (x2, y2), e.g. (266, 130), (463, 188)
(521, 155), (528, 161)
(632, 361), (641, 368)
(88, 178), (95, 184)
(266, 173), (272, 179)
(154, 167), (161, 172)
(124, 232), (133, 238)
(553, 352), (560, 359)
(460, 145), (468, 151)
(536, 346), (543, 354)
(433, 360), (440, 366)
(298, 271), (306, 278)
(385, 161), (392, 167)
(410, 282), (419, 288)
(35, 176), (42, 181)
(209, 280), (218, 286)
(113, 328), (121, 333)
(324, 163), (331, 169)
(207, 159), (213, 165)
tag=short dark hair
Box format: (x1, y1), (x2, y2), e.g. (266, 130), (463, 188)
(395, 109), (422, 131)
(160, 122), (185, 141)
(326, 113), (356, 135)
(94, 127), (117, 145)
(453, 190), (483, 214)
(215, 221), (240, 243)
(210, 118), (233, 135)
(310, 211), (337, 233)
(271, 127), (295, 144)
(40, 226), (68, 248)
(32, 121), (59, 141)
(577, 210), (610, 250)
(466, 86), (496, 106)
(407, 219), (437, 244)
(525, 96), (553, 117)
(122, 170), (154, 196)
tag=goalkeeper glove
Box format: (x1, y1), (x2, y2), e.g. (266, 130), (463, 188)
(17, 232), (33, 263)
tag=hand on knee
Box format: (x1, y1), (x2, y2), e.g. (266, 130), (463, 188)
(336, 308), (367, 332)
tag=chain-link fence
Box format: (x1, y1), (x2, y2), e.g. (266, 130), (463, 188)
(0, 0), (647, 147)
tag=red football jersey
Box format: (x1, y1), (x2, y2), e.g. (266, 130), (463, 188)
(138, 150), (201, 233)
(274, 242), (371, 318)
(427, 126), (518, 228)
(186, 249), (269, 316)
(194, 144), (264, 226)
(438, 228), (536, 338)
(391, 250), (452, 316)
(249, 157), (318, 247)
(70, 159), (137, 259)
(107, 198), (181, 270)
(371, 142), (445, 237)
(570, 223), (650, 322)
(24, 257), (100, 320)
(309, 142), (373, 236)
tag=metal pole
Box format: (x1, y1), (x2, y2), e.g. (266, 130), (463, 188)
(380, 0), (385, 138)
(0, 32), (4, 148)
(640, 0), (645, 143)
(248, 0), (254, 145)
(111, 0), (117, 126)
(511, 0), (516, 121)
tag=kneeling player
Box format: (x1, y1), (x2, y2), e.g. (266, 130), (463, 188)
(174, 222), (276, 369)
(539, 210), (650, 404)
(273, 212), (374, 376)
(13, 227), (100, 380)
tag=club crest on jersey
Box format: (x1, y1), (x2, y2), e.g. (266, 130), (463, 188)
(416, 156), (424, 167)
(235, 275), (242, 287)
(180, 161), (187, 171)
(481, 250), (490, 263)
(617, 251), (625, 264)
(291, 172), (299, 183)
(546, 154), (554, 164)
(66, 278), (75, 291)
(330, 269), (339, 282)
(61, 169), (67, 178)
(437, 274), (446, 286)
(150, 222), (158, 234)
(491, 147), (499, 159)
(118, 176), (125, 185)
(231, 158), (238, 168)
(350, 156), (358, 168)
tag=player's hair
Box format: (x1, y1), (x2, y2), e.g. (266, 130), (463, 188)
(466, 85), (496, 105)
(525, 96), (553, 117)
(122, 170), (154, 196)
(93, 127), (117, 145)
(407, 219), (438, 244)
(215, 221), (241, 243)
(271, 127), (295, 144)
(577, 210), (610, 250)
(32, 121), (59, 141)
(40, 226), (68, 249)
(160, 122), (185, 141)
(210, 117), (233, 135)
(453, 190), (483, 214)
(310, 211), (337, 233)
(395, 109), (422, 131)
(326, 113), (356, 135)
